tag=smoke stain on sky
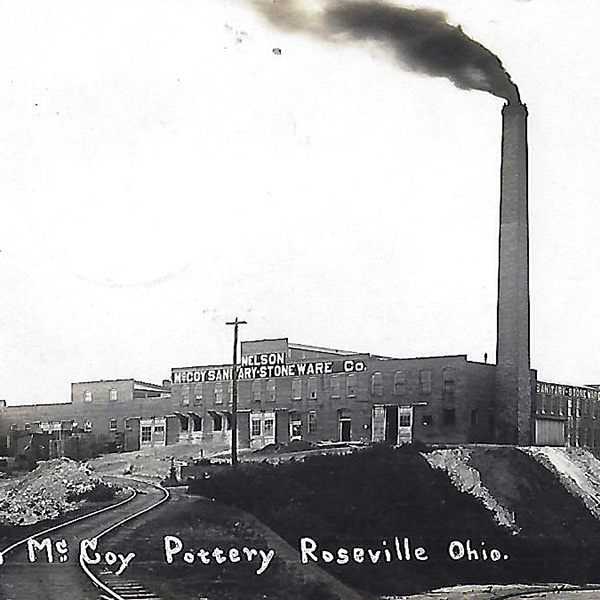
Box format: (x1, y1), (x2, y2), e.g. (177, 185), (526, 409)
(253, 0), (520, 101)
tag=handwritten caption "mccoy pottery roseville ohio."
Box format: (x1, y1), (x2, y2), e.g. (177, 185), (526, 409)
(0, 536), (509, 576)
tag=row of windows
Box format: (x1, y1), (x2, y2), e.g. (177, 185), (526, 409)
(19, 418), (128, 433)
(140, 424), (165, 442)
(249, 412), (318, 437)
(179, 367), (457, 406)
(251, 417), (275, 437)
(537, 396), (600, 419)
(83, 389), (119, 403)
(180, 413), (232, 433)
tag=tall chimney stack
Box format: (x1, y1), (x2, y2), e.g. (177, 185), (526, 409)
(495, 100), (532, 445)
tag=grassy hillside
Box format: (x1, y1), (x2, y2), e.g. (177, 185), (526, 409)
(189, 444), (600, 596)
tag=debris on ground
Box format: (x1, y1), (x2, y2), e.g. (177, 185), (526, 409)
(252, 439), (316, 454)
(0, 457), (111, 526)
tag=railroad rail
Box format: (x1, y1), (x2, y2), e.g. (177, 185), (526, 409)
(0, 476), (170, 600)
(80, 477), (170, 600)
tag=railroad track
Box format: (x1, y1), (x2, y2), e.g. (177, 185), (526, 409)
(0, 477), (170, 600)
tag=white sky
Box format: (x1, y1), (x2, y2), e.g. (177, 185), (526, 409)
(1, 0), (599, 405)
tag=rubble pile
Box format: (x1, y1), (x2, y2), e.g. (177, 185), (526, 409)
(0, 457), (105, 526)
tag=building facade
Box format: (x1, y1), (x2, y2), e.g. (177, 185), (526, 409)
(2, 340), (600, 458)
(168, 338), (504, 453)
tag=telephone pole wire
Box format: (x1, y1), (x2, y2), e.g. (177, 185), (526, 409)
(226, 317), (247, 469)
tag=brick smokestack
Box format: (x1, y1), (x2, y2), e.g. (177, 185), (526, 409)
(495, 101), (531, 445)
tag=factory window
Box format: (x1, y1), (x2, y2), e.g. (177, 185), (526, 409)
(544, 396), (551, 414)
(181, 385), (190, 406)
(420, 370), (432, 394)
(443, 409), (456, 426)
(347, 374), (357, 397)
(394, 371), (406, 396)
(109, 388), (118, 402)
(124, 418), (132, 431)
(264, 418), (274, 436)
(444, 391), (455, 403)
(576, 400), (582, 418)
(371, 372), (383, 396)
(154, 425), (165, 441)
(179, 415), (189, 432)
(212, 413), (223, 432)
(141, 426), (152, 442)
(443, 368), (455, 393)
(308, 377), (318, 400)
(471, 409), (479, 426)
(399, 410), (412, 427)
(190, 414), (202, 432)
(214, 383), (224, 405)
(83, 390), (93, 403)
(552, 396), (560, 415)
(292, 378), (302, 400)
(109, 419), (117, 431)
(194, 384), (203, 404)
(422, 414), (433, 427)
(331, 375), (341, 398)
(308, 411), (317, 434)
(267, 380), (277, 402)
(251, 418), (261, 437)
(252, 380), (262, 403)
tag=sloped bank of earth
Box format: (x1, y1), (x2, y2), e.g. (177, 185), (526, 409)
(188, 444), (600, 598)
(428, 446), (600, 585)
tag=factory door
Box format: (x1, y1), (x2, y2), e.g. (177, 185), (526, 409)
(339, 418), (351, 442)
(371, 406), (400, 444)
(534, 418), (565, 446)
(289, 412), (302, 441)
(371, 406), (386, 442)
(249, 412), (276, 451)
(386, 406), (399, 444)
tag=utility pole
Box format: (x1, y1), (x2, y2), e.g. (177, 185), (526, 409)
(226, 317), (247, 469)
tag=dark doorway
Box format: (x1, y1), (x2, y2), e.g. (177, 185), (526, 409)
(340, 418), (351, 442)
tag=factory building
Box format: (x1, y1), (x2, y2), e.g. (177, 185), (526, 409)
(168, 338), (503, 454)
(534, 381), (600, 447)
(0, 379), (172, 458)
(1, 341), (599, 457)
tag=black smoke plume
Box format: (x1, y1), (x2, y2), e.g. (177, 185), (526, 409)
(256, 0), (520, 102)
